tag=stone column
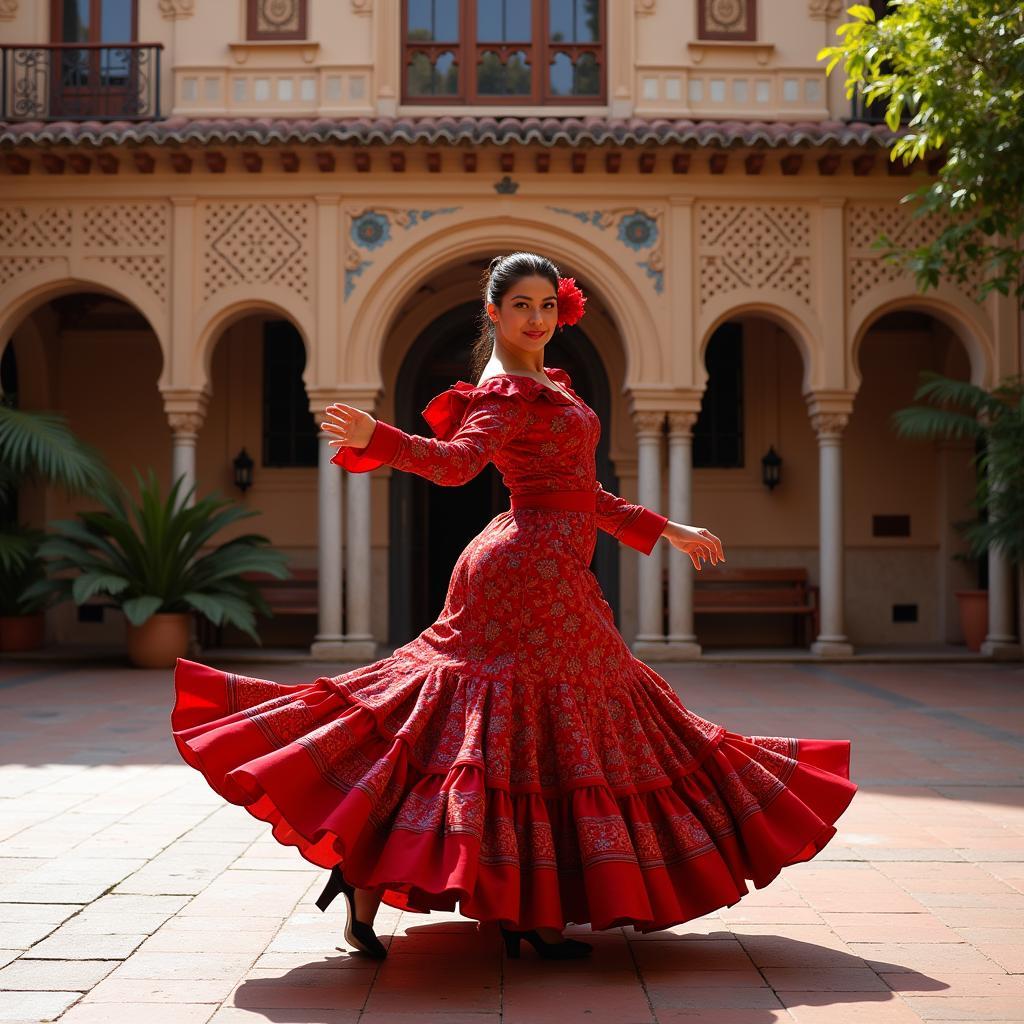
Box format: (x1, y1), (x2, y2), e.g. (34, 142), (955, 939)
(809, 410), (854, 656)
(981, 476), (1022, 658)
(631, 410), (667, 657)
(343, 469), (376, 660)
(162, 390), (208, 507)
(310, 432), (345, 659)
(665, 411), (701, 658)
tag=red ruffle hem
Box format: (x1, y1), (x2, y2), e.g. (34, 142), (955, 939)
(171, 657), (856, 934)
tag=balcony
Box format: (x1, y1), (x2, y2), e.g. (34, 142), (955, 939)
(0, 43), (162, 122)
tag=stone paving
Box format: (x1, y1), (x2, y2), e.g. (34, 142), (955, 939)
(0, 657), (1022, 1024)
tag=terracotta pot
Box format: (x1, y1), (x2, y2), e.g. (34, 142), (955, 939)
(126, 612), (190, 669)
(954, 590), (988, 653)
(0, 613), (45, 652)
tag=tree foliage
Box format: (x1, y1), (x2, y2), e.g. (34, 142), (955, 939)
(819, 1), (1024, 302)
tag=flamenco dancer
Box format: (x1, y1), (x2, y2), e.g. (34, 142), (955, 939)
(171, 251), (857, 962)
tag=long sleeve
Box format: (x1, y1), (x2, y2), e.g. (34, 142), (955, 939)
(331, 394), (521, 486)
(593, 480), (668, 556)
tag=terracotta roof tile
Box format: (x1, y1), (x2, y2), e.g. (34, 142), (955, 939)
(0, 115), (899, 149)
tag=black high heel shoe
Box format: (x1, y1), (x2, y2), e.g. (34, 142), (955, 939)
(315, 865), (388, 959)
(500, 924), (593, 960)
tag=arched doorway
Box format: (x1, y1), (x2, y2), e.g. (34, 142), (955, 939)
(2, 289), (166, 648)
(197, 310), (318, 648)
(849, 308), (978, 646)
(693, 314), (817, 648)
(387, 301), (622, 644)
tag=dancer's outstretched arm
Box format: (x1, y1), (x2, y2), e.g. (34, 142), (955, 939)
(594, 481), (726, 568)
(321, 395), (521, 486)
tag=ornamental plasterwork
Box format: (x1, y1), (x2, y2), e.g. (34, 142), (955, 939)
(845, 201), (983, 308)
(0, 203), (170, 306)
(546, 206), (664, 293)
(201, 201), (312, 304)
(158, 0), (195, 18)
(344, 206), (461, 299)
(698, 203), (813, 309)
(808, 0), (844, 17)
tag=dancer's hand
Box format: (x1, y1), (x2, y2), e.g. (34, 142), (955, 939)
(319, 403), (377, 450)
(662, 522), (726, 571)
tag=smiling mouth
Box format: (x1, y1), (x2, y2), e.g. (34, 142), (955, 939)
(524, 330), (546, 337)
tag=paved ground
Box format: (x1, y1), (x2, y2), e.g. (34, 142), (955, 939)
(0, 658), (1022, 1024)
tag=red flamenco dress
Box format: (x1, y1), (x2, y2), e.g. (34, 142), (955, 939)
(171, 367), (857, 934)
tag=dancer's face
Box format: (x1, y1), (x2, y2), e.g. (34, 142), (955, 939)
(487, 275), (559, 356)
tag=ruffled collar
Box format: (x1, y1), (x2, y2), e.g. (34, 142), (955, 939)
(421, 366), (578, 440)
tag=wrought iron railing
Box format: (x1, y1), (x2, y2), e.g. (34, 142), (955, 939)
(0, 42), (162, 122)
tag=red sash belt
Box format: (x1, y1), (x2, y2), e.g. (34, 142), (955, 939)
(509, 489), (596, 512)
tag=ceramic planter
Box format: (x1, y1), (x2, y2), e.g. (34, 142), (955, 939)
(126, 612), (190, 669)
(954, 590), (988, 653)
(0, 613), (45, 652)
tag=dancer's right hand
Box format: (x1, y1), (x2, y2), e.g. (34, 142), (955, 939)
(320, 403), (377, 450)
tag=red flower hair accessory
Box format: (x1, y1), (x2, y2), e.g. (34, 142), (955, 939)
(556, 276), (587, 327)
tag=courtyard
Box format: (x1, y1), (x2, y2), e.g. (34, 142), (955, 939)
(0, 658), (1021, 1023)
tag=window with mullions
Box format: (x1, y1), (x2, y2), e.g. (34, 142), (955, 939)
(262, 321), (318, 468)
(693, 322), (744, 469)
(403, 0), (604, 104)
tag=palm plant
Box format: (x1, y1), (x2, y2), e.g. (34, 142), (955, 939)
(24, 469), (290, 641)
(891, 372), (1024, 566)
(0, 404), (112, 613)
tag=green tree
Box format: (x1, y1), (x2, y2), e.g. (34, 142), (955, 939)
(819, 2), (1024, 302)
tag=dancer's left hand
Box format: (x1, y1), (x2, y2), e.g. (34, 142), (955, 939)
(662, 522), (725, 570)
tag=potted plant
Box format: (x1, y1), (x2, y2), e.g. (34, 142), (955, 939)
(25, 469), (290, 668)
(892, 372), (1024, 653)
(0, 403), (111, 653)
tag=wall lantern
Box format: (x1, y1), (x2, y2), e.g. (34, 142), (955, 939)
(761, 445), (782, 491)
(233, 448), (254, 494)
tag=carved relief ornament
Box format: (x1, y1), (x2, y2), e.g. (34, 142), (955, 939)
(159, 0), (194, 18)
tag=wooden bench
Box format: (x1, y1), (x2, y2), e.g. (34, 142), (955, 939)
(666, 567), (820, 647)
(197, 568), (322, 647)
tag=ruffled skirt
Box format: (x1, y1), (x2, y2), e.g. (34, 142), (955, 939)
(171, 507), (856, 933)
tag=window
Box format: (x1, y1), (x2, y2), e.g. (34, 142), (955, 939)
(697, 0), (756, 42)
(262, 321), (317, 468)
(694, 323), (744, 469)
(246, 0), (308, 41)
(403, 0), (605, 104)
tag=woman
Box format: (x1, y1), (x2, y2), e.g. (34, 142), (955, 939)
(171, 251), (857, 963)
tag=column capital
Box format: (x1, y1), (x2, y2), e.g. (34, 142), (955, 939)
(161, 388), (209, 437)
(167, 411), (205, 439)
(805, 389), (856, 439)
(810, 411), (849, 439)
(632, 409), (666, 437)
(667, 411), (699, 437)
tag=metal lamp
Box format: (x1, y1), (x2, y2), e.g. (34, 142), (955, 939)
(761, 445), (782, 491)
(232, 447), (254, 493)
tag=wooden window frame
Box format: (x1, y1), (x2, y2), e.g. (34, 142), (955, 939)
(401, 0), (606, 106)
(246, 0), (308, 42)
(50, 0), (139, 44)
(697, 0), (756, 43)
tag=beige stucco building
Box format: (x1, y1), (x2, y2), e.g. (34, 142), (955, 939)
(1, 0), (1020, 660)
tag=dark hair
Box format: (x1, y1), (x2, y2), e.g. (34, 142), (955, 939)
(468, 251), (560, 384)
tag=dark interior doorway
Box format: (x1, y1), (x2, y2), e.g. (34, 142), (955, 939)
(388, 299), (622, 644)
